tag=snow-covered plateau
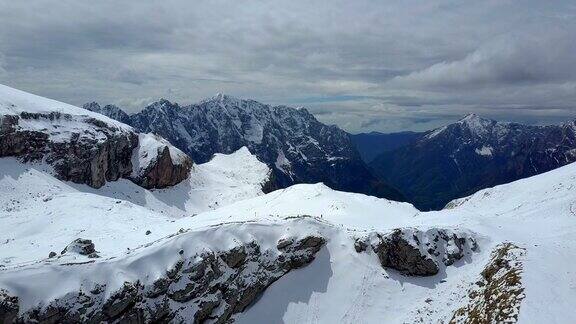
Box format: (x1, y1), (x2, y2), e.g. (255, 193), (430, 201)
(0, 85), (575, 323)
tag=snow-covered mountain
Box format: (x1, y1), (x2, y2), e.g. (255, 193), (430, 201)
(84, 95), (404, 201)
(370, 113), (576, 210)
(1, 85), (575, 323)
(2, 139), (576, 323)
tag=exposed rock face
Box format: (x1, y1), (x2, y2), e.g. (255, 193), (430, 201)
(0, 112), (137, 188)
(451, 243), (526, 323)
(0, 289), (18, 324)
(5, 235), (325, 323)
(356, 228), (478, 276)
(371, 114), (576, 210)
(0, 111), (191, 190)
(83, 102), (131, 124)
(130, 138), (193, 189)
(84, 96), (405, 201)
(61, 238), (99, 258)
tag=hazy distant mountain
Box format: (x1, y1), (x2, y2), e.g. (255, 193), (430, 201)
(84, 95), (405, 201)
(351, 131), (422, 163)
(370, 113), (576, 210)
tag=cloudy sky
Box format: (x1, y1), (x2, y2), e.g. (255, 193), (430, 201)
(0, 0), (575, 133)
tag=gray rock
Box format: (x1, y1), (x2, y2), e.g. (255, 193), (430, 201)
(361, 228), (477, 276)
(13, 234), (326, 323)
(61, 238), (97, 256)
(130, 145), (193, 189)
(354, 238), (368, 253)
(374, 229), (439, 276)
(0, 111), (191, 190)
(0, 289), (18, 324)
(276, 237), (294, 250)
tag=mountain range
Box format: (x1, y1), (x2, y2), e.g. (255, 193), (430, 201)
(370, 113), (576, 210)
(1, 84), (575, 323)
(83, 95), (404, 201)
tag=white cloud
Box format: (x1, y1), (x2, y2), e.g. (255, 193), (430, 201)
(0, 0), (575, 132)
(389, 29), (576, 89)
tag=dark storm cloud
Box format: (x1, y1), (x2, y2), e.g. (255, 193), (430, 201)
(0, 0), (575, 133)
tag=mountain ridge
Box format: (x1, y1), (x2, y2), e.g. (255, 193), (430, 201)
(84, 95), (405, 201)
(371, 113), (576, 210)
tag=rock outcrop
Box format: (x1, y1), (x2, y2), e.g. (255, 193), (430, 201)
(2, 235), (325, 323)
(129, 133), (193, 189)
(450, 243), (526, 324)
(356, 228), (478, 276)
(61, 238), (99, 258)
(0, 111), (191, 190)
(0, 112), (137, 188)
(0, 289), (18, 324)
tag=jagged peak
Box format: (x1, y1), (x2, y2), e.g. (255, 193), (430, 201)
(457, 113), (494, 124)
(82, 101), (101, 110)
(199, 93), (245, 106)
(425, 114), (496, 140)
(144, 98), (179, 111)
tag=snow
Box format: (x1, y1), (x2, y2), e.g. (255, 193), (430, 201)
(475, 145), (493, 157)
(0, 84), (130, 131)
(275, 149), (292, 175)
(425, 125), (447, 139)
(131, 132), (189, 177)
(1, 84), (576, 322)
(0, 147), (270, 266)
(1, 157), (576, 322)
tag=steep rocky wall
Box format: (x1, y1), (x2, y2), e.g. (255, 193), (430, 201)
(0, 235), (325, 323)
(0, 112), (191, 189)
(131, 145), (192, 189)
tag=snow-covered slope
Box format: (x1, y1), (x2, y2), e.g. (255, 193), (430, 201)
(1, 84), (575, 323)
(0, 84), (128, 129)
(1, 152), (576, 322)
(0, 147), (270, 266)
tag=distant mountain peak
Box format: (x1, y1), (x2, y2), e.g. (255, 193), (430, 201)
(457, 113), (495, 125)
(457, 113), (495, 135)
(144, 98), (178, 112)
(425, 113), (497, 140)
(82, 101), (130, 123)
(81, 93), (403, 201)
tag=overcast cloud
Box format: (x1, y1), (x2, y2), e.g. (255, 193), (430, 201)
(0, 0), (575, 133)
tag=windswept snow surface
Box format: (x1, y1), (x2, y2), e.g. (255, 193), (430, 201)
(1, 154), (576, 322)
(0, 84), (130, 131)
(0, 147), (269, 264)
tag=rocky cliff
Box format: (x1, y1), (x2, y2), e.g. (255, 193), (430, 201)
(0, 84), (191, 189)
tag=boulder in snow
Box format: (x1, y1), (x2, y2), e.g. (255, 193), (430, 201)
(357, 228), (478, 276)
(61, 238), (99, 258)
